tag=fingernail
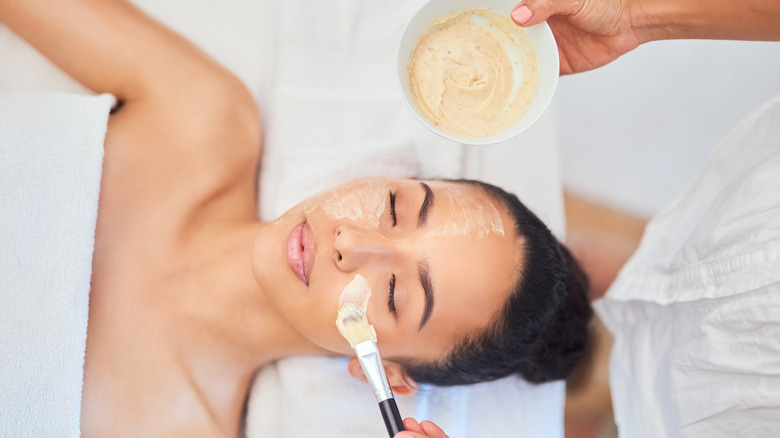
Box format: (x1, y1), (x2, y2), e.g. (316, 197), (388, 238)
(511, 5), (533, 25)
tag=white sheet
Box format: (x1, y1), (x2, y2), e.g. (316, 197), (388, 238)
(0, 92), (114, 437)
(0, 1), (566, 436)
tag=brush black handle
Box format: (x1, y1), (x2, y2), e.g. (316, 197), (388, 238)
(379, 398), (405, 437)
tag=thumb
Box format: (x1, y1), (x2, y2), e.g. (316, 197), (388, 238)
(511, 0), (582, 26)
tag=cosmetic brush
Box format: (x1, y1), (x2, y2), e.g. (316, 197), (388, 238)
(337, 302), (405, 437)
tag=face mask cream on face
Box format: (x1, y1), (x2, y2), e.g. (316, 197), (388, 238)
(272, 180), (390, 230)
(307, 180), (390, 229)
(335, 274), (376, 348)
(423, 182), (505, 239)
(338, 272), (373, 311)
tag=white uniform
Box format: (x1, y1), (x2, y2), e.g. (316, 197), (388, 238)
(595, 94), (780, 437)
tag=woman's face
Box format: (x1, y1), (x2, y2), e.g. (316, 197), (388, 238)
(251, 178), (521, 363)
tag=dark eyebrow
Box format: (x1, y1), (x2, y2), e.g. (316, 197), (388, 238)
(417, 182), (434, 228)
(418, 260), (435, 331)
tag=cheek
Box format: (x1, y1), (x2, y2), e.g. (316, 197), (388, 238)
(295, 296), (353, 354)
(252, 241), (344, 352)
(304, 271), (374, 353)
(269, 203), (305, 232)
(304, 181), (389, 229)
(251, 227), (287, 294)
(372, 328), (448, 363)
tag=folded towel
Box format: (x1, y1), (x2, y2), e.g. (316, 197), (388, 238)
(0, 92), (114, 438)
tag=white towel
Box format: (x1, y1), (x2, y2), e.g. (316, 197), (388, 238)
(0, 92), (114, 437)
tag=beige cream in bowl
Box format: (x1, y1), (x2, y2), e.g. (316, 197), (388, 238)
(398, 0), (559, 145)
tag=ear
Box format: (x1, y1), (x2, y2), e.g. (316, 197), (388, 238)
(347, 358), (419, 396)
(383, 361), (419, 396)
(347, 357), (369, 384)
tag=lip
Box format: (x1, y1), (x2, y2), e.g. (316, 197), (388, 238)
(286, 221), (315, 285)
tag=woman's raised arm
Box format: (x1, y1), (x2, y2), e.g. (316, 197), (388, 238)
(0, 0), (261, 223)
(0, 0), (247, 103)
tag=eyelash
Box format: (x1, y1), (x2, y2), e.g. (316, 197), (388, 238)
(389, 191), (397, 226)
(387, 191), (397, 314)
(387, 274), (396, 313)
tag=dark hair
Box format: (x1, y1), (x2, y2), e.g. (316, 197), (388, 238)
(401, 179), (592, 386)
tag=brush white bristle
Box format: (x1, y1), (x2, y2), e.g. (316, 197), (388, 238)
(336, 303), (377, 347)
(335, 274), (377, 348)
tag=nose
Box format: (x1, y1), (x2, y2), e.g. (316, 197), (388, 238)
(333, 226), (397, 272)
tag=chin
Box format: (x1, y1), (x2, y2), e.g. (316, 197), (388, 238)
(249, 224), (290, 297)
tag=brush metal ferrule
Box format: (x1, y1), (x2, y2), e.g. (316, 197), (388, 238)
(354, 339), (394, 403)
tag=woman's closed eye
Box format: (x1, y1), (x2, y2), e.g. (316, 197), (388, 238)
(386, 190), (398, 315)
(388, 191), (397, 226)
(387, 274), (396, 313)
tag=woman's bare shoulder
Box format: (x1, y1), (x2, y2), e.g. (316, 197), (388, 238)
(100, 76), (262, 229)
(1, 0), (262, 226)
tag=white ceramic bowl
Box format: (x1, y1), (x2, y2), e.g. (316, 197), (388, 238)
(397, 0), (559, 145)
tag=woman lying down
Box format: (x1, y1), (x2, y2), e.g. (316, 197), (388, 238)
(0, 0), (592, 436)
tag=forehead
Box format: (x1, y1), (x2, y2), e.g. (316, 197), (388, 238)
(413, 181), (521, 355)
(423, 180), (506, 238)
